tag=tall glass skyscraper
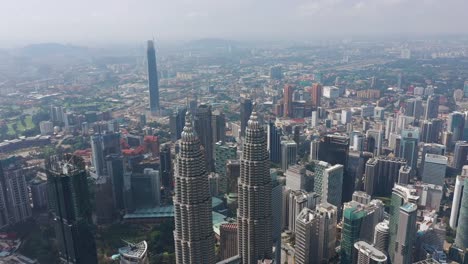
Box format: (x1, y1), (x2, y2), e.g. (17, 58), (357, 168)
(173, 114), (215, 264)
(147, 40), (159, 114)
(46, 154), (98, 264)
(238, 109), (272, 263)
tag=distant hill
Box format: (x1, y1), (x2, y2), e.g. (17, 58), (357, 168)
(19, 43), (89, 57)
(186, 38), (239, 49)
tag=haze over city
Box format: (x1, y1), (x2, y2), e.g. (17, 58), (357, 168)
(1, 0), (468, 46)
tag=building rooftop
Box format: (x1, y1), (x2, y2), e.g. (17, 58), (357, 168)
(425, 154), (448, 164)
(119, 240), (148, 260)
(412, 259), (440, 264)
(354, 241), (387, 262)
(401, 202), (417, 213)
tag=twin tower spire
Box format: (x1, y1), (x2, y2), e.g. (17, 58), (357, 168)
(173, 107), (272, 264)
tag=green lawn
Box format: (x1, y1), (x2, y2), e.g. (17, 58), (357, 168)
(7, 115), (35, 135)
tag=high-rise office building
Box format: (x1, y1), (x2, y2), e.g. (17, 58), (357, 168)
(91, 132), (121, 177)
(284, 85), (294, 118)
(281, 140), (297, 171)
(317, 134), (351, 203)
(388, 184), (419, 263)
(215, 142), (237, 194)
(270, 65), (283, 80)
(454, 176), (468, 249)
(341, 200), (385, 264)
(159, 144), (172, 190)
(173, 114), (215, 264)
(420, 120), (435, 143)
(286, 190), (318, 232)
(238, 110), (272, 263)
(450, 171), (468, 229)
(30, 178), (48, 209)
(169, 107), (187, 142)
(316, 203), (338, 263)
(46, 154), (98, 264)
(268, 122), (282, 164)
(141, 168), (160, 206)
(311, 83), (322, 108)
(453, 141), (468, 170)
(354, 241), (387, 264)
(0, 161), (32, 227)
(95, 175), (114, 224)
(366, 129), (384, 156)
(147, 40), (159, 113)
(463, 112), (468, 141)
(295, 207), (320, 264)
(314, 161), (344, 208)
(399, 128), (419, 170)
(424, 95), (439, 120)
(364, 156), (408, 196)
(341, 109), (352, 125)
(393, 203), (418, 264)
(310, 139), (320, 161)
(406, 98), (424, 119)
(398, 165), (412, 184)
(422, 154), (447, 186)
(240, 98), (253, 138)
(449, 112), (466, 144)
(226, 160), (240, 195)
(220, 223), (238, 260)
(285, 165), (313, 192)
(194, 104), (214, 172)
(212, 110), (226, 144)
(374, 220), (390, 254)
(106, 154), (125, 211)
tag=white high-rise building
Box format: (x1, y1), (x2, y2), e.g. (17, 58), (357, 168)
(311, 111), (318, 127)
(450, 169), (468, 229)
(314, 161), (343, 208)
(341, 110), (352, 125)
(354, 241), (388, 264)
(373, 220), (390, 254)
(295, 207), (320, 264)
(294, 203), (337, 264)
(39, 120), (54, 135)
(287, 190), (319, 232)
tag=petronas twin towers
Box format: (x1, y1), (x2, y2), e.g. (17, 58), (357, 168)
(173, 109), (272, 264)
(173, 114), (215, 264)
(237, 110), (273, 263)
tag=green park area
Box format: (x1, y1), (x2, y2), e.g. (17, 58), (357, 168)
(7, 115), (35, 135)
(96, 221), (175, 264)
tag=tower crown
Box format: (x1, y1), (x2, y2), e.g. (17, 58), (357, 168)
(247, 103), (260, 130)
(181, 112), (197, 142)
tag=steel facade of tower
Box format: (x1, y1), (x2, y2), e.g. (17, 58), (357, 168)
(455, 177), (468, 249)
(311, 83), (322, 108)
(173, 114), (215, 264)
(283, 85), (294, 118)
(238, 110), (273, 263)
(147, 40), (160, 113)
(46, 154), (98, 264)
(194, 104), (215, 172)
(240, 98), (253, 138)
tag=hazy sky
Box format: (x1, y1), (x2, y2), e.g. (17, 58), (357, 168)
(1, 0), (467, 47)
